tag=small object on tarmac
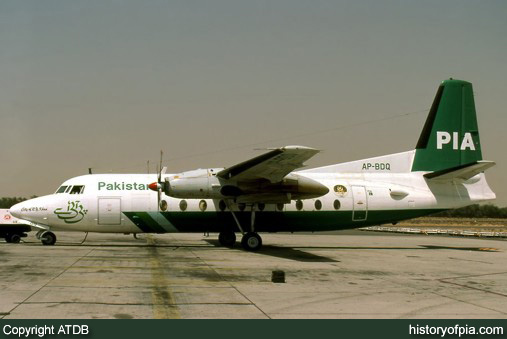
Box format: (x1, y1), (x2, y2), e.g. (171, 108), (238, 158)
(271, 270), (285, 283)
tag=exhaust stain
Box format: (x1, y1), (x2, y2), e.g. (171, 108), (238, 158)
(147, 235), (180, 319)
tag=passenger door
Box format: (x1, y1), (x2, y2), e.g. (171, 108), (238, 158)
(352, 186), (368, 221)
(98, 198), (121, 225)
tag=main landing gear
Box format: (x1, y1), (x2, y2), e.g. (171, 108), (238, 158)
(240, 232), (262, 251)
(218, 231), (262, 251)
(218, 231), (236, 248)
(219, 202), (263, 251)
(36, 230), (57, 246)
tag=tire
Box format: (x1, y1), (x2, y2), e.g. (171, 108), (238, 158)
(9, 234), (21, 244)
(241, 232), (262, 251)
(218, 231), (236, 247)
(41, 232), (57, 246)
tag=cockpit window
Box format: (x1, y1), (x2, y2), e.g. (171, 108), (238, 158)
(65, 186), (72, 193)
(56, 186), (68, 194)
(69, 185), (85, 194)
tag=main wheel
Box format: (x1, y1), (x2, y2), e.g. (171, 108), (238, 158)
(218, 231), (236, 247)
(41, 231), (56, 246)
(7, 233), (21, 244)
(241, 232), (262, 251)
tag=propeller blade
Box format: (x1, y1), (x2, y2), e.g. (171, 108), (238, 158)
(149, 150), (167, 211)
(156, 163), (161, 210)
(158, 150), (163, 183)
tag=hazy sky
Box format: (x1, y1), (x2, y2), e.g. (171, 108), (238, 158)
(1, 1), (506, 205)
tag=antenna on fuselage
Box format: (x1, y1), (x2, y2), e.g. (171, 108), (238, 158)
(88, 168), (92, 174)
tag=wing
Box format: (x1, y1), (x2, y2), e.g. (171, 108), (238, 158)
(217, 146), (320, 183)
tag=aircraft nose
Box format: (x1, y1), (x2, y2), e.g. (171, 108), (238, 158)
(9, 202), (23, 219)
(8, 197), (50, 222)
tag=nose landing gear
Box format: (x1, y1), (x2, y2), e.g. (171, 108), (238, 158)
(36, 230), (57, 246)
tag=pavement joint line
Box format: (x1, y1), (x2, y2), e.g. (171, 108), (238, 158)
(437, 279), (507, 299)
(187, 247), (272, 319)
(380, 269), (507, 316)
(428, 288), (507, 316)
(3, 247), (96, 318)
(447, 257), (493, 265)
(386, 279), (505, 317)
(438, 271), (507, 281)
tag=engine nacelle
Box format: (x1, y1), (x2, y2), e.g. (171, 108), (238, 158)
(164, 168), (224, 199)
(162, 169), (329, 202)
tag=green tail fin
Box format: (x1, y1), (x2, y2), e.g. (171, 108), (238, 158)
(411, 79), (482, 172)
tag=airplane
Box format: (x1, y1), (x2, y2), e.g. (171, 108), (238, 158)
(9, 79), (496, 250)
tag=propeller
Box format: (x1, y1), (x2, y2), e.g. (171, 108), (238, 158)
(148, 150), (168, 210)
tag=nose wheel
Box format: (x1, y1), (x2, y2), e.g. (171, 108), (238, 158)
(40, 231), (57, 246)
(241, 232), (262, 251)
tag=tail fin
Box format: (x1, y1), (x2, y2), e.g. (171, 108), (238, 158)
(411, 79), (482, 172)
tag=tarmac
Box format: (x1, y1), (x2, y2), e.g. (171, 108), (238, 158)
(1, 231), (506, 319)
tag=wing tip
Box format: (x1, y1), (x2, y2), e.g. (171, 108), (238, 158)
(282, 145), (320, 152)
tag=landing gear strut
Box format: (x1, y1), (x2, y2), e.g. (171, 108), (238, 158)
(223, 201), (263, 251)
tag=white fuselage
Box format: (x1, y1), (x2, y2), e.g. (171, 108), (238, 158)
(9, 150), (496, 234)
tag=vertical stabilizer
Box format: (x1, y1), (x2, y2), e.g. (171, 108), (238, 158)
(411, 79), (482, 172)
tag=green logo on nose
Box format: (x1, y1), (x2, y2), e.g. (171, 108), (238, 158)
(54, 201), (88, 224)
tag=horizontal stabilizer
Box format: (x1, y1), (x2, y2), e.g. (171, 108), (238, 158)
(424, 160), (495, 181)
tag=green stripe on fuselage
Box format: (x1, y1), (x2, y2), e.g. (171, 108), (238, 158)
(124, 209), (444, 233)
(123, 212), (166, 233)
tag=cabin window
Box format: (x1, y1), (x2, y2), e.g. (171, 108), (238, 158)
(276, 203), (284, 211)
(179, 200), (187, 211)
(296, 200), (303, 211)
(314, 200), (322, 210)
(238, 203), (246, 211)
(199, 200), (207, 212)
(333, 199), (341, 210)
(70, 185), (85, 194)
(56, 186), (68, 194)
(160, 200), (168, 211)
